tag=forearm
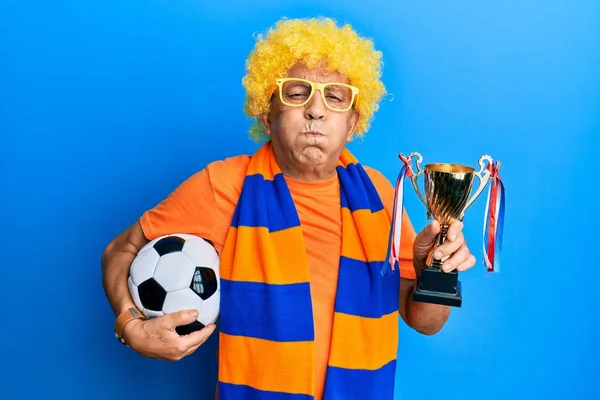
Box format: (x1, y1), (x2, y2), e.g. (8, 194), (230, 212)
(405, 292), (450, 335)
(101, 221), (148, 316)
(400, 277), (450, 335)
(101, 247), (137, 316)
(404, 256), (450, 334)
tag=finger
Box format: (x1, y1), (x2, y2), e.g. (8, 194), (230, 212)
(181, 323), (216, 345)
(180, 324), (217, 353)
(434, 233), (465, 261)
(441, 244), (470, 272)
(161, 309), (199, 331)
(162, 321), (214, 361)
(455, 254), (476, 272)
(446, 220), (464, 242)
(415, 220), (441, 248)
(167, 324), (214, 361)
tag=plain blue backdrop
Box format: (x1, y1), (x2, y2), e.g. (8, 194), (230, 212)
(2, 0), (598, 399)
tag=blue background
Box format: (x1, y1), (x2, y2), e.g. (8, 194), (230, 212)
(2, 0), (598, 399)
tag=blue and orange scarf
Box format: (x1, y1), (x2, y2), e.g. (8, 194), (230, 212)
(218, 142), (400, 399)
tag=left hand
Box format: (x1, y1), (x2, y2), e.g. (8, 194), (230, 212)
(413, 219), (476, 274)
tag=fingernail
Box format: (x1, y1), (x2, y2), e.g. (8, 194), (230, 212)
(190, 310), (199, 318)
(449, 233), (457, 241)
(443, 263), (452, 272)
(434, 251), (443, 260)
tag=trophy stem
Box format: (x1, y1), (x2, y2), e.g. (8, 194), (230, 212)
(426, 225), (450, 270)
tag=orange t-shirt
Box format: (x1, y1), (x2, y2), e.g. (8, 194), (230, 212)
(139, 154), (416, 400)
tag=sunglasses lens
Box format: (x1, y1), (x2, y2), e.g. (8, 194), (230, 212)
(281, 79), (312, 105)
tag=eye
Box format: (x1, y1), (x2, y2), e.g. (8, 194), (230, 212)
(324, 85), (350, 103)
(289, 92), (309, 98)
(282, 82), (311, 102)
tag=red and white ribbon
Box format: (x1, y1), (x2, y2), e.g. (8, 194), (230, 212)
(383, 154), (414, 274)
(482, 161), (505, 272)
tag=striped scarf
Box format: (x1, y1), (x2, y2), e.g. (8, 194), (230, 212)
(217, 142), (400, 399)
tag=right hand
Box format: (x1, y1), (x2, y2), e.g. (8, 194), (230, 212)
(122, 309), (216, 361)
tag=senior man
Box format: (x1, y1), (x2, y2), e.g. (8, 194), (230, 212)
(102, 17), (475, 400)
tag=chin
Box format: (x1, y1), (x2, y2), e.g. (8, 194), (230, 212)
(299, 147), (327, 164)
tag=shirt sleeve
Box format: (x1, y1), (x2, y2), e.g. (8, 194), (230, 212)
(138, 155), (251, 256)
(364, 166), (417, 280)
(139, 168), (218, 246)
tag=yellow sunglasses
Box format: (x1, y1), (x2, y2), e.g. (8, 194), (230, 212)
(273, 78), (359, 112)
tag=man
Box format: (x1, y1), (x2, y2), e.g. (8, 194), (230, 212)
(102, 17), (476, 399)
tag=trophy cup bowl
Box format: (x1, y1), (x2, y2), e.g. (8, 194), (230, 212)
(406, 153), (493, 307)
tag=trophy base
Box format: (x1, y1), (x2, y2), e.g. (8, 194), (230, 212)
(413, 268), (462, 307)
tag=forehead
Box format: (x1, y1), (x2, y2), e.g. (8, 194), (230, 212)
(285, 63), (349, 84)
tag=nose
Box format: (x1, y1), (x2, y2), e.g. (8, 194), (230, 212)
(304, 90), (326, 120)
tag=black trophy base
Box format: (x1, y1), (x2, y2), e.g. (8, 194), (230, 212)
(413, 267), (463, 307)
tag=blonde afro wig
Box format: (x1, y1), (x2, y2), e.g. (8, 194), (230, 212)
(242, 17), (387, 142)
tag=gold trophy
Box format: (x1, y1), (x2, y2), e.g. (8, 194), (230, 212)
(404, 152), (493, 307)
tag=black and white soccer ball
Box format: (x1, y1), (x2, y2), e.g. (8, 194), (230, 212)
(128, 233), (220, 335)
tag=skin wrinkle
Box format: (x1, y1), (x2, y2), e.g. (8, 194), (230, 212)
(261, 63), (359, 181)
(243, 18), (385, 141)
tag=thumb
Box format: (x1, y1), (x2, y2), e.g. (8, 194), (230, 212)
(166, 309), (199, 329)
(415, 220), (441, 248)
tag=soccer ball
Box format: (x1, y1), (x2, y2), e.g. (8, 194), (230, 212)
(128, 233), (220, 335)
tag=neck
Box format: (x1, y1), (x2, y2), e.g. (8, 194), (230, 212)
(280, 164), (337, 181)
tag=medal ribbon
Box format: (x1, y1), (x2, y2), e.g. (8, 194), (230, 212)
(383, 154), (414, 274)
(482, 161), (505, 272)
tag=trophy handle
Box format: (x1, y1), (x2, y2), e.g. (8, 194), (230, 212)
(405, 152), (430, 217)
(462, 155), (493, 217)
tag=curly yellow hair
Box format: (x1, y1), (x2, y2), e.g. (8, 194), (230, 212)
(242, 17), (387, 142)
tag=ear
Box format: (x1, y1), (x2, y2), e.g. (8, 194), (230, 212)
(346, 110), (360, 142)
(260, 113), (271, 137)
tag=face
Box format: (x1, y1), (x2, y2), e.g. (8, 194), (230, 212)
(261, 63), (360, 180)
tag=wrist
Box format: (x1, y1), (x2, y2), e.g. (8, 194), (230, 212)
(121, 318), (144, 345)
(114, 306), (145, 345)
(413, 259), (424, 277)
